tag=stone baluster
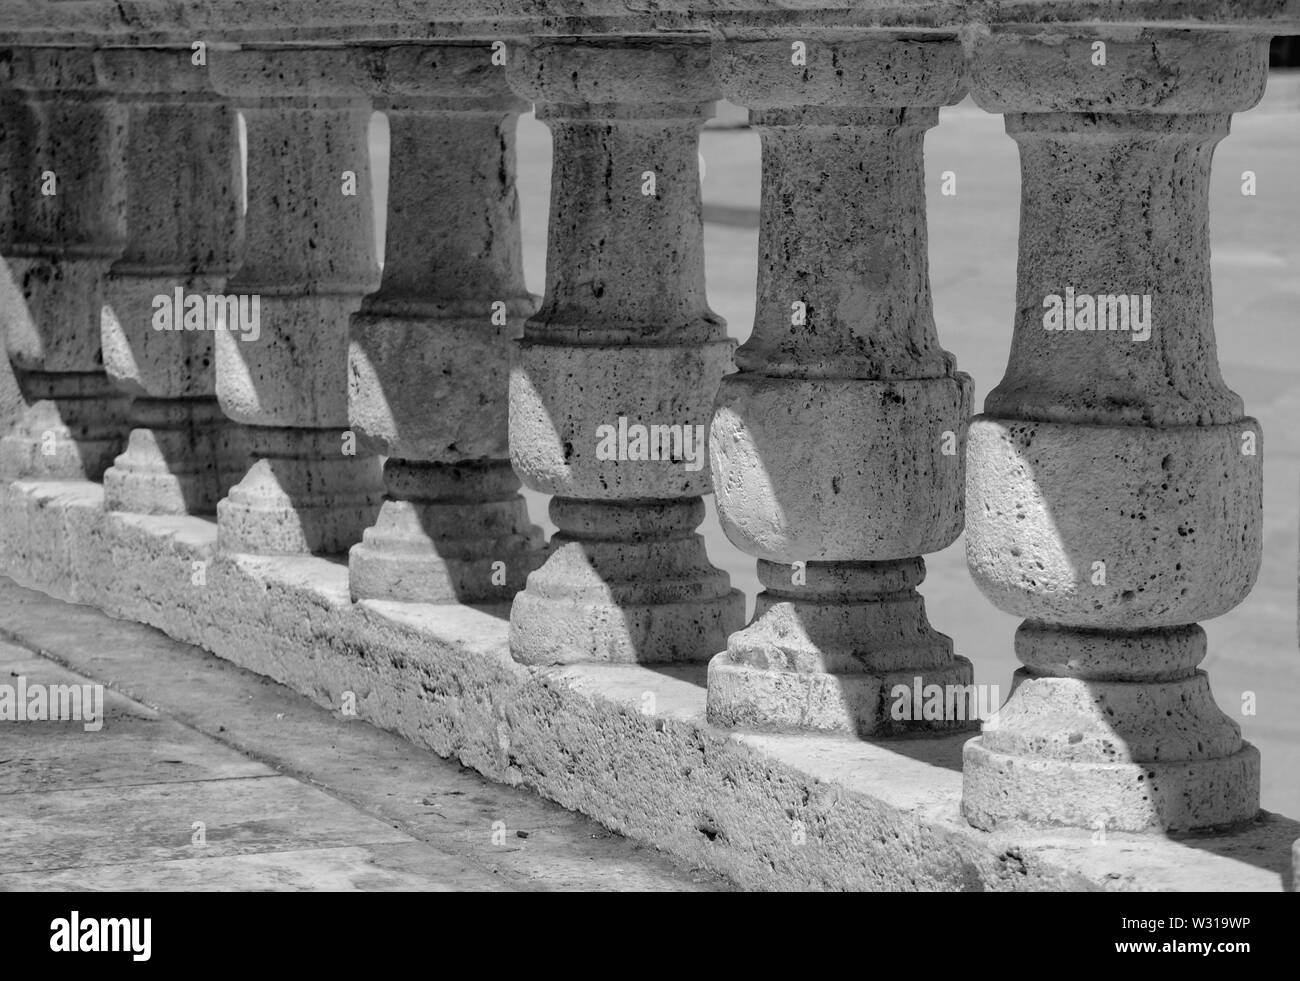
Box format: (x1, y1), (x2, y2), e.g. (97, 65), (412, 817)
(505, 37), (744, 663)
(346, 44), (544, 604)
(962, 30), (1267, 832)
(208, 47), (383, 555)
(97, 47), (246, 515)
(704, 35), (974, 735)
(0, 46), (129, 480)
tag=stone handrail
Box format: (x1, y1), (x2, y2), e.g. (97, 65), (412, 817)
(1, 1), (1299, 45)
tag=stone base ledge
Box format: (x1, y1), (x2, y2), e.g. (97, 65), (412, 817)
(0, 477), (1295, 891)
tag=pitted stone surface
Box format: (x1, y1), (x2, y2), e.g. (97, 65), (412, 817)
(5, 1), (1300, 49)
(505, 38), (742, 664)
(349, 460), (542, 603)
(987, 112), (1249, 427)
(1015, 621), (1207, 682)
(520, 115), (724, 347)
(707, 656), (975, 737)
(708, 557), (972, 735)
(509, 339), (731, 500)
(961, 29), (1267, 833)
(1, 48), (126, 373)
(738, 111), (957, 379)
(510, 497), (743, 665)
(711, 375), (970, 561)
(970, 31), (1269, 116)
(217, 427), (383, 556)
(102, 275), (226, 400)
(210, 48), (379, 430)
(704, 35), (972, 734)
(103, 397), (247, 516)
(348, 314), (518, 461)
(95, 49), (245, 515)
(206, 46), (375, 102)
(209, 47), (381, 554)
(345, 62), (527, 463)
(510, 41), (722, 350)
(512, 37), (718, 108)
(346, 44), (543, 603)
(983, 669), (1244, 763)
(966, 418), (1261, 628)
(712, 35), (965, 111)
(98, 48), (242, 400)
(963, 741), (1260, 833)
(0, 371), (128, 481)
(725, 560), (956, 675)
(0, 48), (129, 481)
(357, 42), (522, 106)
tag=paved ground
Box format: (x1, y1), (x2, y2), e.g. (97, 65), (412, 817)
(0, 578), (727, 891)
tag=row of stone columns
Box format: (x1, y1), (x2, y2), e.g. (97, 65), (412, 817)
(0, 30), (1267, 835)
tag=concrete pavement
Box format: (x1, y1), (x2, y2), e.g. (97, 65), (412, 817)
(0, 578), (727, 891)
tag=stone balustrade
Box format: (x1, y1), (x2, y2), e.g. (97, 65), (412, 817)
(0, 0), (1296, 886)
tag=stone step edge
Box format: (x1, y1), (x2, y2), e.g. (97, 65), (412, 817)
(0, 478), (1293, 891)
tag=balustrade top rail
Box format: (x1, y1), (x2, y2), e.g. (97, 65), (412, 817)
(1, 0), (1299, 46)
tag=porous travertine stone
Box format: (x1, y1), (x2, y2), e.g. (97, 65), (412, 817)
(504, 37), (744, 663)
(105, 398), (246, 515)
(962, 30), (1268, 833)
(96, 47), (247, 515)
(0, 47), (129, 479)
(705, 36), (973, 735)
(346, 44), (543, 604)
(208, 47), (383, 554)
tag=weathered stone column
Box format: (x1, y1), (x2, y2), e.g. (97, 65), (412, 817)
(962, 31), (1267, 832)
(506, 37), (744, 663)
(209, 48), (383, 555)
(0, 47), (129, 480)
(347, 44), (544, 603)
(97, 48), (246, 515)
(704, 36), (974, 736)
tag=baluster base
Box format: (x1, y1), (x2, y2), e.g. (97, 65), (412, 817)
(707, 558), (976, 736)
(217, 426), (383, 555)
(103, 397), (247, 515)
(509, 497), (744, 665)
(962, 622), (1261, 832)
(349, 459), (544, 603)
(0, 371), (129, 481)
